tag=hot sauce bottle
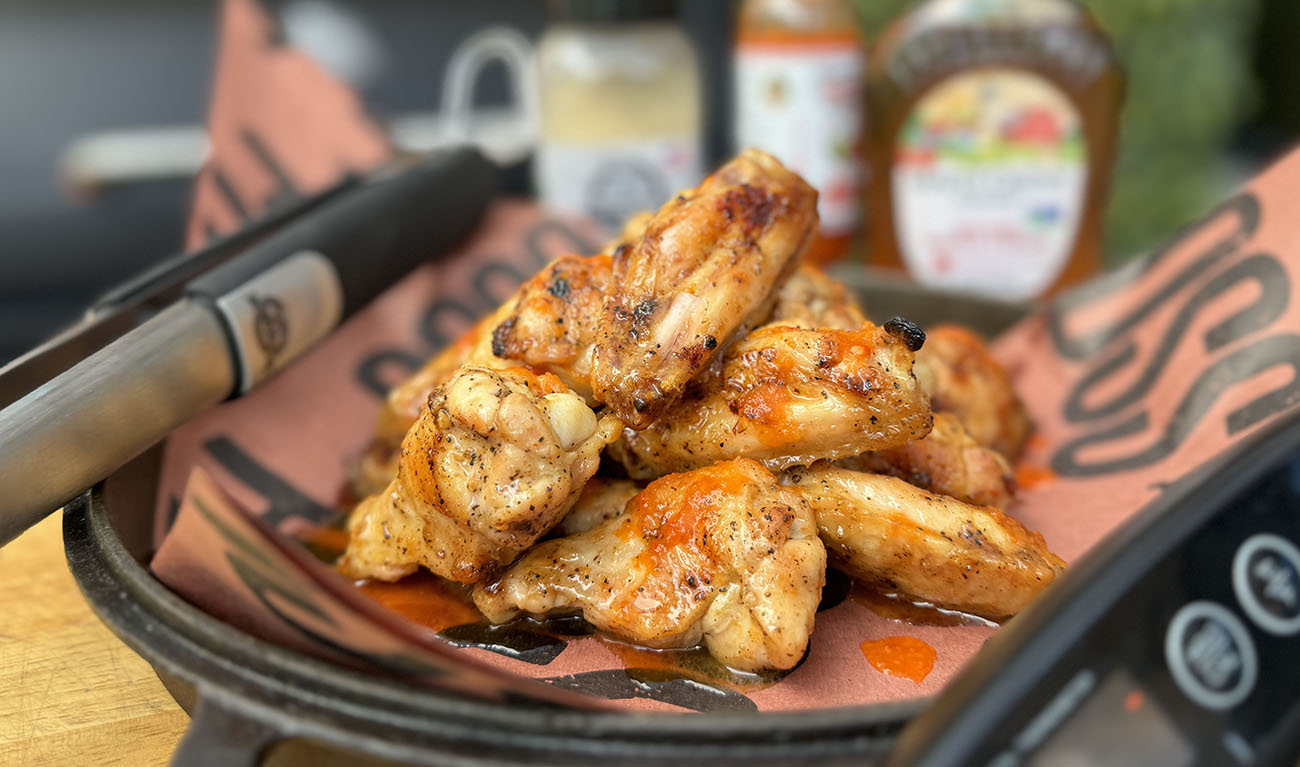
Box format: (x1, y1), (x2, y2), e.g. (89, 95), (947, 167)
(734, 0), (865, 266)
(866, 0), (1122, 301)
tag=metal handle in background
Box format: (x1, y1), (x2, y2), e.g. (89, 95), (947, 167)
(0, 302), (234, 546)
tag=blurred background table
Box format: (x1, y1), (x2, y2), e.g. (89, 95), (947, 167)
(0, 514), (187, 766)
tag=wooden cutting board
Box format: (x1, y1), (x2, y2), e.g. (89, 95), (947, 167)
(0, 513), (188, 766)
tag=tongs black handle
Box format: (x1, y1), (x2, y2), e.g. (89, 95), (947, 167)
(0, 172), (361, 412)
(0, 147), (497, 547)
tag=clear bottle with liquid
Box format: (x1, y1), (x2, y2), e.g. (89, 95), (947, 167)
(866, 0), (1123, 301)
(535, 0), (703, 232)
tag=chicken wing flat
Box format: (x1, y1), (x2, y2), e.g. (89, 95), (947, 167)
(340, 366), (621, 584)
(769, 264), (867, 331)
(488, 253), (611, 403)
(915, 324), (1031, 461)
(838, 413), (1015, 510)
(556, 477), (641, 536)
(611, 319), (932, 478)
(474, 458), (825, 671)
(784, 464), (1063, 619)
(591, 148), (818, 428)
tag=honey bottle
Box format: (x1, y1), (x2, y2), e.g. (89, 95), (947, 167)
(866, 0), (1122, 301)
(734, 0), (865, 266)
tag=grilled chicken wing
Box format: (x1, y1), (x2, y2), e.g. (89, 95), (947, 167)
(353, 300), (518, 498)
(488, 253), (611, 402)
(610, 319), (932, 478)
(474, 459), (826, 671)
(785, 464), (1063, 618)
(556, 477), (641, 536)
(340, 366), (621, 584)
(372, 301), (514, 457)
(591, 148), (818, 428)
(356, 255), (613, 496)
(839, 413), (1015, 509)
(915, 324), (1031, 461)
(607, 210), (651, 252)
(770, 264), (867, 331)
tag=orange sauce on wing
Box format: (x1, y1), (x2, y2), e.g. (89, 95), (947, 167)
(860, 635), (936, 684)
(614, 460), (761, 626)
(734, 381), (802, 446)
(499, 366), (569, 396)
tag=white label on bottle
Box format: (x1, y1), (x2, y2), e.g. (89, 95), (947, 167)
(213, 251), (343, 394)
(893, 68), (1087, 301)
(536, 137), (701, 232)
(734, 43), (864, 235)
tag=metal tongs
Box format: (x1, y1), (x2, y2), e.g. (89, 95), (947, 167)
(0, 147), (497, 547)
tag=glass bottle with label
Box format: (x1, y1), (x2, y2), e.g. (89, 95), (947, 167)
(866, 0), (1122, 301)
(535, 0), (702, 233)
(734, 0), (865, 266)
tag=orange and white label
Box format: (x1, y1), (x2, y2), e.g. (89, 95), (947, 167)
(734, 41), (864, 235)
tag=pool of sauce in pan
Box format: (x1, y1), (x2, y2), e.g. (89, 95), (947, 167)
(353, 571), (784, 693)
(311, 513), (984, 693)
(849, 584), (997, 628)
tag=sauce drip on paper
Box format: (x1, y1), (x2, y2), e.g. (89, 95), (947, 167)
(860, 635), (936, 684)
(342, 553), (974, 692)
(356, 572), (481, 633)
(1015, 463), (1059, 491)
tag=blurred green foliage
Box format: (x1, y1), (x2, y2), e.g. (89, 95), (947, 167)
(853, 0), (1261, 263)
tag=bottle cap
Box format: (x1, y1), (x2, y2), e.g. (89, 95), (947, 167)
(548, 0), (678, 22)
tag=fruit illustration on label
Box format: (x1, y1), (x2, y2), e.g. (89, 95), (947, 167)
(892, 69), (1087, 300)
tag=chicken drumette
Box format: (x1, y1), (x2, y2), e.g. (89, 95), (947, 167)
(341, 366), (621, 584)
(355, 254), (613, 496)
(474, 458), (826, 672)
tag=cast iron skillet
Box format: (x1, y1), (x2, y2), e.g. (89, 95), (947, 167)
(63, 277), (1026, 766)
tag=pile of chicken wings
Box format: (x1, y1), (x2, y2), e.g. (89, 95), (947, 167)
(340, 149), (1064, 672)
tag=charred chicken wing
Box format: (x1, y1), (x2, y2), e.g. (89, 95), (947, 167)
(611, 319), (932, 478)
(785, 464), (1063, 619)
(340, 366), (621, 584)
(488, 253), (612, 403)
(591, 148), (818, 428)
(357, 254), (614, 495)
(474, 458), (826, 672)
